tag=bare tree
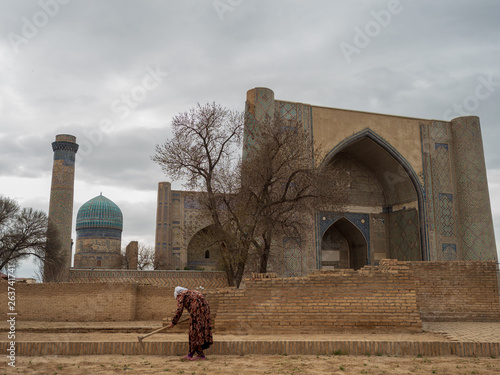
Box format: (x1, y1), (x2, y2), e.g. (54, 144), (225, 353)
(231, 114), (346, 274)
(0, 196), (63, 280)
(153, 103), (246, 286)
(152, 104), (345, 285)
(136, 244), (155, 270)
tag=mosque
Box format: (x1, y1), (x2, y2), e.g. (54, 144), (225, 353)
(45, 87), (498, 281)
(73, 194), (124, 269)
(153, 87), (498, 277)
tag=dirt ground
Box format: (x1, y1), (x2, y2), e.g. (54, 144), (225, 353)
(12, 330), (447, 342)
(3, 322), (499, 374)
(2, 354), (499, 374)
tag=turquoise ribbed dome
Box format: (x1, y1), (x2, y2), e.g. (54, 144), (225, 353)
(76, 194), (123, 231)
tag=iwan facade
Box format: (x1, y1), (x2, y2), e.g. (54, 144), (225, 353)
(154, 87), (498, 276)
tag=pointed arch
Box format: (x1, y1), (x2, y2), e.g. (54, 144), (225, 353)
(321, 128), (428, 260)
(186, 225), (219, 270)
(321, 217), (368, 270)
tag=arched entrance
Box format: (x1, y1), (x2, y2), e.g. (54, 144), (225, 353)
(320, 129), (426, 265)
(321, 218), (367, 270)
(186, 225), (219, 270)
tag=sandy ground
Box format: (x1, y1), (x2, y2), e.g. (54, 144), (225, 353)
(2, 354), (499, 374)
(11, 331), (447, 342)
(3, 322), (499, 374)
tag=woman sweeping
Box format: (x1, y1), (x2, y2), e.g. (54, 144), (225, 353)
(168, 286), (213, 361)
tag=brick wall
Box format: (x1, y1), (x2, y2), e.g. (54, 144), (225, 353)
(213, 266), (422, 332)
(1, 261), (498, 326)
(0, 283), (137, 321)
(0, 282), (212, 322)
(68, 269), (228, 289)
(403, 260), (500, 321)
(135, 286), (177, 320)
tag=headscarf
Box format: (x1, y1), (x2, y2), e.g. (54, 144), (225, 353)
(174, 286), (188, 299)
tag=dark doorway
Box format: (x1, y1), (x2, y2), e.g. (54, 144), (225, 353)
(321, 217), (367, 270)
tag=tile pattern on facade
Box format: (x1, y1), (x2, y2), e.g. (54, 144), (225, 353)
(282, 237), (302, 277)
(433, 143), (452, 188)
(421, 121), (462, 261)
(388, 209), (421, 261)
(420, 123), (436, 261)
(451, 117), (497, 261)
(437, 193), (454, 238)
(442, 243), (458, 261)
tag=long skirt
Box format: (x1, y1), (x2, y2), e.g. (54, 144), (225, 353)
(188, 296), (213, 353)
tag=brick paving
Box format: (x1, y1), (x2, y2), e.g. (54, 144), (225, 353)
(423, 322), (500, 343)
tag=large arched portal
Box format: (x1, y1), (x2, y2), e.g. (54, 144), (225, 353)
(186, 225), (220, 271)
(321, 129), (426, 266)
(321, 218), (367, 270)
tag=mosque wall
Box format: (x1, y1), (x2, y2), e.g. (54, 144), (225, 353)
(243, 87), (497, 273)
(155, 183), (212, 271)
(311, 106), (426, 181)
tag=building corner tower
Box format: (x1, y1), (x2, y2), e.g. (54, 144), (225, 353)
(45, 134), (79, 282)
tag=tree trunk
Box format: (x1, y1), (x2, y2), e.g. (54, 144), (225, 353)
(219, 241), (235, 287)
(234, 245), (250, 288)
(258, 249), (269, 274)
(257, 232), (272, 274)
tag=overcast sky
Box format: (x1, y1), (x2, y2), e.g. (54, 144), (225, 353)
(1, 0), (499, 278)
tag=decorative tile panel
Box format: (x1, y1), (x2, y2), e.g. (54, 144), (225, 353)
(437, 193), (454, 237)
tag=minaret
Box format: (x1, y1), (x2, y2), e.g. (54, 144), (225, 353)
(45, 134), (79, 281)
(450, 116), (497, 261)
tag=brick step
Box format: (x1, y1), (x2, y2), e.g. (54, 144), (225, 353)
(1, 340), (498, 357)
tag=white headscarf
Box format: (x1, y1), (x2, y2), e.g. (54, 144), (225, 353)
(174, 286), (188, 299)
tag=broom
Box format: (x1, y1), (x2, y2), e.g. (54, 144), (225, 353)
(138, 317), (189, 347)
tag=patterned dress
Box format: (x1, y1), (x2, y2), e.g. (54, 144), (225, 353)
(172, 290), (213, 354)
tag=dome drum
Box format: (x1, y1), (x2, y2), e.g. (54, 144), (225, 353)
(76, 228), (122, 239)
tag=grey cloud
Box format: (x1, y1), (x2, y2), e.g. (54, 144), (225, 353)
(2, 0), (500, 275)
(0, 133), (53, 178)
